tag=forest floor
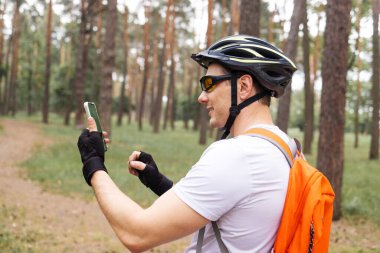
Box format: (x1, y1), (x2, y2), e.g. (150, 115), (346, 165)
(0, 118), (379, 253)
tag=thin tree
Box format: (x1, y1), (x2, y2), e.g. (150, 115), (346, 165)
(230, 0), (240, 35)
(164, 4), (176, 130)
(276, 0), (305, 133)
(0, 1), (4, 106)
(2, 29), (11, 115)
(221, 0), (228, 37)
(199, 0), (213, 145)
(239, 0), (260, 36)
(42, 0), (53, 124)
(354, 2), (362, 148)
(317, 0), (351, 220)
(152, 0), (172, 133)
(138, 3), (151, 131)
(117, 5), (129, 127)
(99, 0), (117, 133)
(149, 32), (159, 125)
(369, 0), (379, 159)
(302, 5), (313, 154)
(9, 0), (21, 116)
(74, 0), (95, 127)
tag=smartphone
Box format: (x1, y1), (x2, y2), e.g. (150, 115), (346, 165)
(84, 102), (107, 151)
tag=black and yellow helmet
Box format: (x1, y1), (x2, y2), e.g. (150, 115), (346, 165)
(191, 35), (297, 98)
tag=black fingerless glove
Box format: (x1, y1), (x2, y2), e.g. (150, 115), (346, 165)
(77, 129), (107, 186)
(137, 151), (173, 196)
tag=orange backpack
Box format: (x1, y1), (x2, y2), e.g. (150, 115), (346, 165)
(245, 128), (335, 253)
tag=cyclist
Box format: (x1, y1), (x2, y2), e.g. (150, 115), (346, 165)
(78, 35), (297, 253)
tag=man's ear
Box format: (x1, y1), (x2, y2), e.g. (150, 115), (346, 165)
(238, 74), (255, 100)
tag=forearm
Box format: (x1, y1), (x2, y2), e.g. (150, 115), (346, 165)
(91, 171), (149, 251)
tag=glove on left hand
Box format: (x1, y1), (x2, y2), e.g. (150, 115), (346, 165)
(77, 129), (107, 186)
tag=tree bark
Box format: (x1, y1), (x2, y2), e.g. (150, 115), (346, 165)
(74, 0), (89, 127)
(370, 0), (380, 159)
(149, 33), (159, 126)
(138, 4), (151, 131)
(99, 0), (117, 133)
(153, 0), (172, 133)
(317, 0), (351, 220)
(9, 0), (21, 116)
(2, 32), (11, 115)
(117, 6), (129, 127)
(221, 0), (228, 37)
(0, 1), (4, 107)
(230, 0), (240, 35)
(276, 0), (305, 133)
(239, 0), (260, 37)
(164, 5), (176, 130)
(302, 5), (314, 155)
(354, 4), (362, 149)
(42, 0), (53, 124)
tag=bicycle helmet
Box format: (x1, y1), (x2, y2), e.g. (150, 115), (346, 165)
(191, 35), (297, 139)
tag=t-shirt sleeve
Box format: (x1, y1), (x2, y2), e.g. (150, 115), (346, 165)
(173, 140), (250, 221)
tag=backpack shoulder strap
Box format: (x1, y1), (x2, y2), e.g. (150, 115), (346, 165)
(244, 128), (298, 167)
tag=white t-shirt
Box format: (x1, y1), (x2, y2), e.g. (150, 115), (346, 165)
(173, 125), (290, 253)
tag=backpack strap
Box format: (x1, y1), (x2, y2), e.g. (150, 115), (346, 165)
(244, 128), (298, 167)
(196, 222), (230, 253)
(196, 128), (298, 253)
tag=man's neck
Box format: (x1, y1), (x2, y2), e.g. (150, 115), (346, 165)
(230, 104), (273, 137)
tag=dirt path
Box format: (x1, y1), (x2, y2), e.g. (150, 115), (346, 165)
(1, 119), (379, 253)
(0, 119), (189, 253)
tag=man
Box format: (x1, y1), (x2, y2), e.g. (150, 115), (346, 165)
(77, 35), (297, 252)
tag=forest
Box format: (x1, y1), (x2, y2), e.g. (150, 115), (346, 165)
(0, 0), (379, 225)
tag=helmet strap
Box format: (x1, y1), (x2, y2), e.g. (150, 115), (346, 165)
(220, 74), (270, 140)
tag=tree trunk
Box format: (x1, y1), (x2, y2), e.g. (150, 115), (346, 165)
(117, 6), (129, 127)
(317, 0), (351, 220)
(0, 1), (4, 107)
(42, 0), (53, 124)
(93, 0), (102, 101)
(153, 0), (172, 133)
(276, 0), (305, 133)
(267, 11), (274, 43)
(149, 33), (159, 126)
(199, 0), (214, 145)
(230, 0), (240, 35)
(138, 4), (151, 131)
(221, 0), (228, 37)
(99, 0), (117, 133)
(64, 39), (73, 126)
(239, 0), (260, 37)
(26, 48), (33, 116)
(302, 5), (313, 155)
(164, 5), (176, 130)
(9, 0), (21, 116)
(369, 0), (380, 159)
(354, 4), (362, 149)
(74, 0), (88, 127)
(2, 32), (11, 115)
(184, 63), (194, 129)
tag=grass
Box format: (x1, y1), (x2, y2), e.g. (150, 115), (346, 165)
(2, 113), (380, 252)
(21, 113), (211, 206)
(17, 113), (380, 225)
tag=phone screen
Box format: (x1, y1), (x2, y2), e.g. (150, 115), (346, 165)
(84, 102), (107, 151)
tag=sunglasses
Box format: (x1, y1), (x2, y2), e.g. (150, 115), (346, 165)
(199, 74), (232, 93)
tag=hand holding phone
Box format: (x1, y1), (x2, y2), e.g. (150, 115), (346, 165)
(84, 102), (108, 151)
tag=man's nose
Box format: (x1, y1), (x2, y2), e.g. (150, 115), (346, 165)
(198, 91), (208, 104)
